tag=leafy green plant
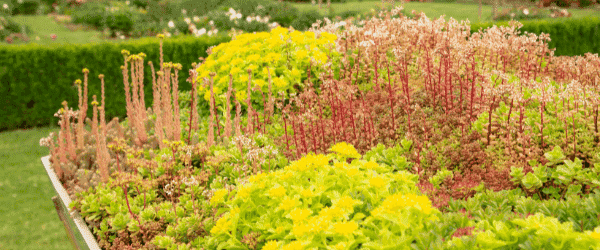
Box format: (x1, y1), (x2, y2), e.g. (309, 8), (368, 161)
(204, 142), (440, 249)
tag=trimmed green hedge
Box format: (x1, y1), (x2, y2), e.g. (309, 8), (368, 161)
(0, 35), (231, 131)
(470, 17), (600, 57)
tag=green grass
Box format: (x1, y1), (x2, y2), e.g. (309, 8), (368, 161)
(292, 0), (599, 23)
(0, 126), (71, 250)
(5, 15), (105, 45)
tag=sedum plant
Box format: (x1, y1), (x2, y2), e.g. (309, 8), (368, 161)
(195, 26), (342, 107)
(204, 142), (440, 249)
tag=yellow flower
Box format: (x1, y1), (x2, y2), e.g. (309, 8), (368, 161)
(219, 64), (230, 73)
(290, 68), (302, 79)
(413, 195), (433, 215)
(333, 162), (349, 170)
(265, 52), (281, 63)
(292, 223), (310, 238)
(230, 57), (244, 66)
(236, 185), (252, 200)
(282, 241), (305, 250)
(263, 240), (281, 250)
(262, 67), (274, 77)
(590, 230), (600, 240)
(210, 215), (232, 235)
(230, 67), (242, 75)
(331, 242), (348, 250)
(288, 208), (312, 223)
(278, 196), (300, 211)
(333, 221), (358, 236)
(273, 76), (288, 89)
(269, 186), (286, 198)
(335, 196), (361, 212)
(254, 79), (267, 88)
(247, 64), (259, 73)
(320, 32), (338, 42)
(369, 175), (387, 189)
(308, 215), (330, 233)
(279, 171), (295, 181)
(345, 166), (360, 177)
(363, 161), (379, 170)
(300, 188), (314, 198)
(319, 206), (343, 220)
(248, 172), (267, 184)
(235, 90), (247, 103)
(330, 142), (361, 159)
(210, 189), (228, 205)
(247, 54), (261, 62)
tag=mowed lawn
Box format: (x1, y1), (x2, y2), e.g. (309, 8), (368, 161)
(0, 126), (72, 250)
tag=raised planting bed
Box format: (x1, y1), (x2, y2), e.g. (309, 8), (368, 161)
(41, 155), (101, 250)
(39, 6), (600, 250)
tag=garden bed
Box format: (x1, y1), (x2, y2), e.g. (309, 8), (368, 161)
(39, 6), (600, 250)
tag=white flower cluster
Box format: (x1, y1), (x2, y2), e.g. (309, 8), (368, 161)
(39, 133), (55, 147)
(226, 8), (243, 21)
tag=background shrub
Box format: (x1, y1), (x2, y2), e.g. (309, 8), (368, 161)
(261, 1), (300, 28)
(291, 9), (325, 31)
(10, 0), (40, 14)
(0, 34), (231, 131)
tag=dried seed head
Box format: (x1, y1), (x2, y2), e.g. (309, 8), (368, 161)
(209, 72), (217, 77)
(120, 65), (125, 70)
(98, 74), (105, 79)
(156, 71), (164, 76)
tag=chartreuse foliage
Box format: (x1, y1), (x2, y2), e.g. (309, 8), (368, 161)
(447, 212), (600, 249)
(510, 146), (600, 200)
(195, 26), (342, 107)
(204, 142), (440, 249)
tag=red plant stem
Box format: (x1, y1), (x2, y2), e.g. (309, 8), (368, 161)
(595, 105), (599, 144)
(213, 97), (221, 138)
(311, 120), (317, 153)
(487, 96), (496, 146)
(540, 102), (545, 149)
(328, 87), (338, 142)
(438, 54), (445, 109)
(349, 98), (357, 144)
(340, 101), (348, 143)
(317, 99), (326, 153)
(385, 59), (396, 138)
(121, 185), (141, 225)
(283, 113), (290, 153)
(469, 56), (477, 122)
(300, 121), (308, 155)
(291, 118), (300, 159)
(374, 55), (380, 90)
(188, 78), (196, 145)
(519, 103), (524, 134)
(573, 101), (578, 156)
(507, 99), (514, 142)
